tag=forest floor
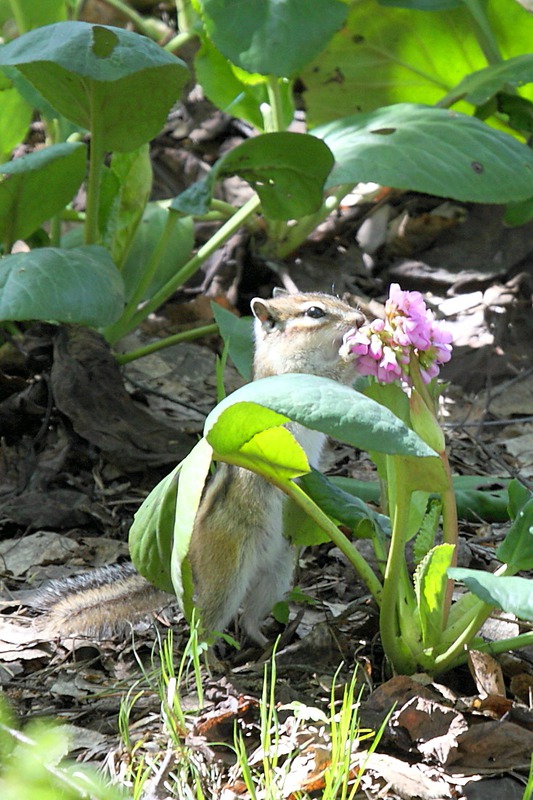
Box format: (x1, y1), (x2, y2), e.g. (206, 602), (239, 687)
(1, 6), (533, 800)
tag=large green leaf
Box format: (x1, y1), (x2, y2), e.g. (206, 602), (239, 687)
(301, 0), (533, 125)
(205, 374), (438, 458)
(200, 0), (347, 77)
(449, 568), (533, 621)
(0, 245), (124, 326)
(0, 22), (188, 151)
(8, 0), (66, 32)
(0, 142), (86, 245)
(313, 103), (533, 202)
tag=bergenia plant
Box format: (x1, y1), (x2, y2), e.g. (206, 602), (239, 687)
(130, 284), (533, 675)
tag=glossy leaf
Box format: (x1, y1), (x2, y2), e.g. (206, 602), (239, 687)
(129, 463), (181, 593)
(449, 569), (533, 621)
(0, 22), (188, 151)
(200, 0), (347, 77)
(205, 374), (438, 458)
(0, 142), (86, 244)
(0, 246), (124, 326)
(314, 103), (533, 202)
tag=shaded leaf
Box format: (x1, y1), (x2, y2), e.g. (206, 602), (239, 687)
(0, 246), (124, 326)
(211, 303), (254, 381)
(0, 21), (188, 151)
(200, 0), (347, 77)
(496, 495), (533, 571)
(415, 543), (455, 647)
(0, 142), (86, 244)
(205, 374), (438, 458)
(313, 103), (533, 203)
(443, 54), (533, 106)
(449, 569), (533, 621)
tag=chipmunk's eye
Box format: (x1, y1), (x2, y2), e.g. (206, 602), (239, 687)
(304, 306), (326, 319)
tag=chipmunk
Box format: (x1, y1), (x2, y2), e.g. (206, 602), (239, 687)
(34, 290), (365, 644)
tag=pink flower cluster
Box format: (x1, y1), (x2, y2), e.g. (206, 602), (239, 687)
(344, 284), (453, 385)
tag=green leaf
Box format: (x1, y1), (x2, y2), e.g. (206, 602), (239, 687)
(200, 0), (347, 77)
(0, 72), (32, 163)
(379, 0), (461, 7)
(415, 543), (455, 647)
(171, 437), (213, 618)
(299, 468), (390, 537)
(443, 54), (533, 107)
(211, 304), (254, 381)
(0, 142), (86, 244)
(449, 568), (533, 621)
(121, 203), (194, 301)
(207, 402), (310, 481)
(170, 175), (215, 216)
(496, 496), (533, 571)
(301, 0), (533, 125)
(99, 145), (153, 268)
(129, 463), (181, 593)
(0, 21), (188, 151)
(216, 132), (335, 220)
(505, 196), (533, 227)
(8, 0), (66, 32)
(195, 39), (269, 130)
(205, 373), (439, 458)
(508, 479), (532, 520)
(314, 103), (533, 203)
(0, 245), (124, 326)
(413, 498), (442, 564)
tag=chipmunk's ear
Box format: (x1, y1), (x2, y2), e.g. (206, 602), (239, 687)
(272, 287), (289, 298)
(250, 297), (280, 328)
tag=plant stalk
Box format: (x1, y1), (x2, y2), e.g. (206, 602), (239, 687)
(115, 323), (218, 364)
(109, 194), (261, 342)
(84, 93), (105, 246)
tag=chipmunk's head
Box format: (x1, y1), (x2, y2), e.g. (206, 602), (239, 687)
(251, 289), (365, 382)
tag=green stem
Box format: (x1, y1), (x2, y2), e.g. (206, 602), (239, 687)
(98, 0), (160, 38)
(284, 482), (383, 605)
(432, 601), (496, 673)
(274, 184), (355, 259)
(163, 30), (197, 53)
(106, 194), (262, 344)
(265, 76), (285, 134)
(115, 323), (218, 364)
(379, 468), (418, 673)
(461, 0), (503, 65)
(84, 98), (105, 246)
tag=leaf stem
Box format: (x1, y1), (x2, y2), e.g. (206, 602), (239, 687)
(115, 323), (218, 364)
(379, 465), (418, 673)
(461, 0), (503, 65)
(105, 194), (261, 344)
(284, 481), (383, 605)
(84, 93), (105, 246)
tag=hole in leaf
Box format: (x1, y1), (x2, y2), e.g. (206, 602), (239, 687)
(92, 26), (119, 59)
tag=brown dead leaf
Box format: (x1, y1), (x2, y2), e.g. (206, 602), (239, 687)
(450, 720), (533, 771)
(468, 649), (506, 698)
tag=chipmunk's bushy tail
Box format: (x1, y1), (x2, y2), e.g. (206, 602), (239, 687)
(33, 563), (174, 638)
